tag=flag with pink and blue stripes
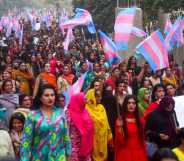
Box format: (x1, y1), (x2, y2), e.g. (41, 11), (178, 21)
(164, 17), (172, 35)
(114, 8), (136, 51)
(60, 8), (96, 34)
(165, 17), (184, 51)
(136, 30), (169, 72)
(63, 72), (87, 104)
(99, 30), (121, 66)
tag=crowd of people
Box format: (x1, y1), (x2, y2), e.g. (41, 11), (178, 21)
(0, 9), (184, 161)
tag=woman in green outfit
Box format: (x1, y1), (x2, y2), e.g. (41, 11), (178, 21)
(20, 84), (71, 161)
(137, 88), (150, 116)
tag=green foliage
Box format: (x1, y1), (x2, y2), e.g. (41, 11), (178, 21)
(0, 0), (33, 15)
(142, 0), (184, 21)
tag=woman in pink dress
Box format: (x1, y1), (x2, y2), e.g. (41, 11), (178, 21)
(66, 92), (94, 161)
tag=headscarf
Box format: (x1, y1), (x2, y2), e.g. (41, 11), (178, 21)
(68, 92), (94, 157)
(101, 84), (117, 137)
(137, 88), (149, 115)
(158, 96), (175, 114)
(86, 89), (112, 160)
(0, 93), (19, 121)
(157, 96), (178, 146)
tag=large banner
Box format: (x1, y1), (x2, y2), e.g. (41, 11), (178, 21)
(174, 96), (184, 127)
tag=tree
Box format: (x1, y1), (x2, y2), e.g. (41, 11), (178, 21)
(0, 0), (33, 15)
(141, 0), (184, 22)
(72, 0), (116, 32)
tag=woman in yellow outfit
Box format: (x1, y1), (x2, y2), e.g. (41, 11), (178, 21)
(172, 128), (184, 161)
(86, 89), (113, 161)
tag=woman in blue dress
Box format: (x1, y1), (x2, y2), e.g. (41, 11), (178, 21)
(20, 84), (71, 161)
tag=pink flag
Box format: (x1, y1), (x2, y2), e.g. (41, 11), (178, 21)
(99, 30), (121, 66)
(62, 28), (74, 51)
(136, 30), (169, 72)
(131, 26), (147, 38)
(60, 8), (96, 34)
(165, 17), (184, 51)
(164, 17), (172, 35)
(68, 72), (87, 98)
(114, 8), (136, 51)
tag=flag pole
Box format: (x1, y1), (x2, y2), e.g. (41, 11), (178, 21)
(81, 27), (86, 41)
(117, 0), (119, 8)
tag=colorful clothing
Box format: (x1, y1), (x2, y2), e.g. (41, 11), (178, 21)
(49, 58), (57, 75)
(57, 76), (71, 94)
(13, 70), (33, 95)
(20, 107), (71, 161)
(173, 147), (184, 161)
(143, 101), (159, 119)
(162, 75), (178, 87)
(39, 72), (57, 89)
(10, 130), (22, 158)
(66, 112), (92, 161)
(82, 71), (96, 91)
(106, 77), (116, 91)
(67, 93), (93, 160)
(61, 74), (75, 85)
(86, 89), (112, 161)
(137, 88), (149, 116)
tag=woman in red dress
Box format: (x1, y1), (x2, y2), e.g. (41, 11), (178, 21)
(114, 95), (148, 161)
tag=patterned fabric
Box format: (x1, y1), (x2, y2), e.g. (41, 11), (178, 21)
(82, 71), (96, 91)
(10, 130), (22, 158)
(66, 111), (92, 161)
(20, 107), (71, 161)
(12, 70), (33, 95)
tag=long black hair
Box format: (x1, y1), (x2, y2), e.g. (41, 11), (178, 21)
(151, 84), (165, 102)
(121, 95), (144, 143)
(1, 80), (13, 92)
(9, 112), (25, 131)
(33, 84), (57, 109)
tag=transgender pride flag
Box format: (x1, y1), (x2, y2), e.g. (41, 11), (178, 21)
(131, 26), (147, 38)
(164, 17), (172, 35)
(174, 17), (184, 48)
(68, 72), (87, 98)
(136, 30), (169, 72)
(165, 17), (184, 51)
(60, 8), (96, 34)
(63, 72), (87, 104)
(99, 30), (121, 66)
(114, 8), (136, 51)
(0, 16), (10, 29)
(63, 28), (74, 51)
